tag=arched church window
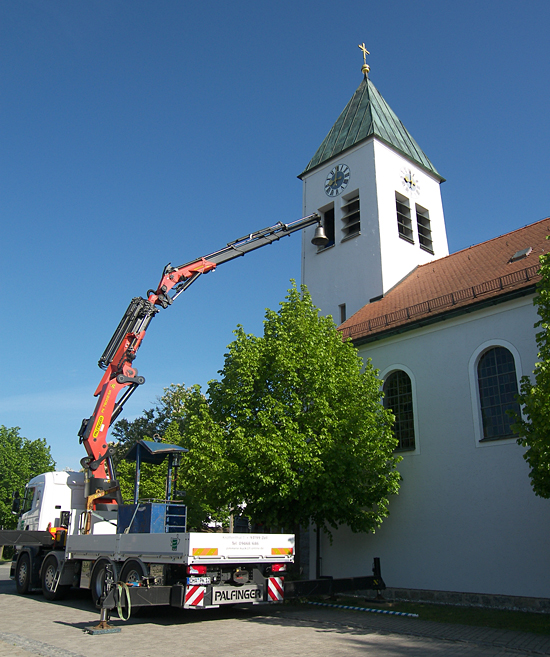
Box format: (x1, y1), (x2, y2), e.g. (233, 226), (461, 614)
(383, 370), (415, 451)
(477, 347), (521, 441)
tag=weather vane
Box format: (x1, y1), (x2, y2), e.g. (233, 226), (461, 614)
(358, 42), (370, 77)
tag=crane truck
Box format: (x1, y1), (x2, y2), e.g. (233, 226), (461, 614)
(2, 214), (331, 614)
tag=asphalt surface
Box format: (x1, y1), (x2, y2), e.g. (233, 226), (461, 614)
(1, 564), (549, 656)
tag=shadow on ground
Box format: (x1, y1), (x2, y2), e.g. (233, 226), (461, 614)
(3, 576), (548, 656)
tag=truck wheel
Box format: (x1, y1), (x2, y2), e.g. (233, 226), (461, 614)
(15, 553), (31, 595)
(120, 559), (147, 585)
(90, 558), (117, 607)
(41, 554), (69, 601)
(119, 560), (148, 617)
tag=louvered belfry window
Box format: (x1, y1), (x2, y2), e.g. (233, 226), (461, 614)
(341, 193), (360, 239)
(416, 204), (433, 254)
(396, 193), (413, 243)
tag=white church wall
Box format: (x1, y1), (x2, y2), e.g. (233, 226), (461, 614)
(372, 140), (449, 294)
(315, 296), (550, 599)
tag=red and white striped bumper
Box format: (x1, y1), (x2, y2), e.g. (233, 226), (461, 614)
(184, 585), (205, 607)
(267, 577), (284, 602)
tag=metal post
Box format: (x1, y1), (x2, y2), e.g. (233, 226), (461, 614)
(315, 523), (321, 579)
(133, 443), (141, 504)
(165, 454), (173, 501)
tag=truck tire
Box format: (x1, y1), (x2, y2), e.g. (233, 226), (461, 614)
(15, 553), (31, 595)
(90, 558), (118, 607)
(41, 554), (70, 601)
(119, 559), (148, 617)
(120, 559), (147, 585)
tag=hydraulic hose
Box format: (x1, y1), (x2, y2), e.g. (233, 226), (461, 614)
(115, 582), (132, 621)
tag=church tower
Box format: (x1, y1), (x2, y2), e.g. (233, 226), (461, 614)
(300, 46), (448, 324)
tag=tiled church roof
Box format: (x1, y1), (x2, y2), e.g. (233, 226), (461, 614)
(340, 218), (550, 344)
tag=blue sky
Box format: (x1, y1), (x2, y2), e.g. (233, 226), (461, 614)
(1, 0), (549, 470)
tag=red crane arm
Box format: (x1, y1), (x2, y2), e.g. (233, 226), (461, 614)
(77, 214), (321, 489)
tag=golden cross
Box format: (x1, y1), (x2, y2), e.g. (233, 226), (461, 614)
(358, 42), (370, 65)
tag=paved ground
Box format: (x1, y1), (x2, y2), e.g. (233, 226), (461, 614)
(1, 564), (549, 656)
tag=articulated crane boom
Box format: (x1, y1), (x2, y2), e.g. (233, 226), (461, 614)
(4, 214), (383, 615)
(77, 214), (324, 506)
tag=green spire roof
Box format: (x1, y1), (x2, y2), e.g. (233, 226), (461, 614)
(299, 76), (443, 181)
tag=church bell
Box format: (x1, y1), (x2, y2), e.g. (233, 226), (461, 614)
(311, 224), (329, 246)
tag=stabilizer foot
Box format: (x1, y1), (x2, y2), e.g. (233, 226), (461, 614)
(86, 621), (121, 635)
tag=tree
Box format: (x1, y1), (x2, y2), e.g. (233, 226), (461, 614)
(208, 282), (401, 536)
(0, 426), (55, 529)
(513, 251), (550, 498)
(112, 284), (400, 543)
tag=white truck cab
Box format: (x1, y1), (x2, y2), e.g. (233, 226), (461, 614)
(19, 471), (116, 535)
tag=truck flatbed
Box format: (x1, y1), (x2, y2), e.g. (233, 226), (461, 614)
(66, 532), (294, 565)
(0, 530), (54, 547)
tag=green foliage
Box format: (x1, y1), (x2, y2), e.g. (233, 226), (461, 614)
(113, 385), (233, 530)
(513, 251), (550, 498)
(208, 282), (400, 535)
(111, 383), (195, 455)
(115, 458), (167, 503)
(0, 426), (55, 529)
(171, 391), (237, 529)
(113, 283), (400, 537)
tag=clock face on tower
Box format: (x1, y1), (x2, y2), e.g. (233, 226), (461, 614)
(401, 168), (420, 195)
(325, 164), (350, 197)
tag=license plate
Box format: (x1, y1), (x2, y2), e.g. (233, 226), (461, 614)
(187, 576), (211, 585)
